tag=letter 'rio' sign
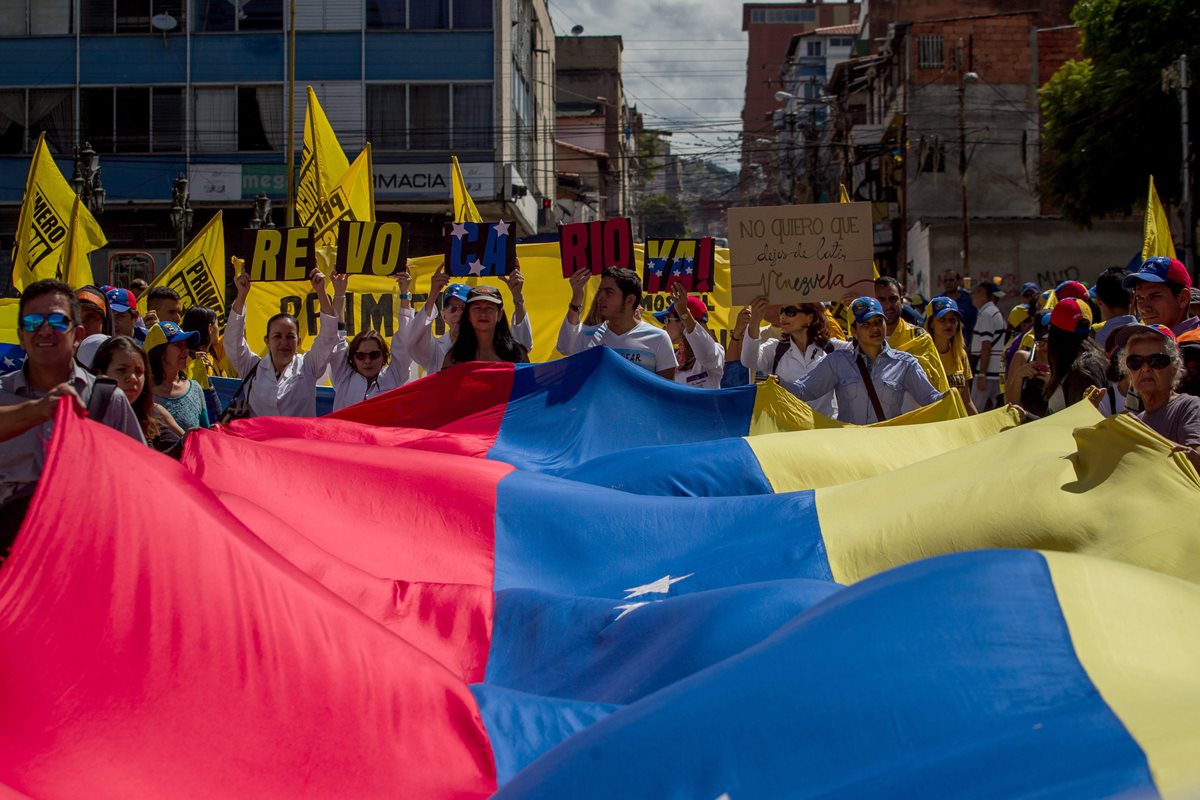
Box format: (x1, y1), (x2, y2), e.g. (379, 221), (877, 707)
(244, 227), (317, 282)
(334, 221), (410, 276)
(559, 217), (633, 278)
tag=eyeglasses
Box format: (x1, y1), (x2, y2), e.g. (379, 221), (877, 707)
(20, 313), (72, 333)
(1126, 353), (1172, 371)
(354, 349), (384, 361)
(664, 315), (681, 323)
(780, 306), (810, 317)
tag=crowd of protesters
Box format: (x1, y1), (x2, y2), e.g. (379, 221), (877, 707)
(1, 254), (1198, 550)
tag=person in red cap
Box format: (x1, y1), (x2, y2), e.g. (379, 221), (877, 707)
(1113, 323), (1200, 470)
(655, 284), (724, 389)
(1123, 257), (1198, 338)
(1054, 280), (1089, 303)
(1041, 298), (1110, 415)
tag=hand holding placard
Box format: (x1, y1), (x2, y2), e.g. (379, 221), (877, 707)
(560, 218), (633, 278)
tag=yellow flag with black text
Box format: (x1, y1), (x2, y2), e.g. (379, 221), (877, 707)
(1142, 176), (1177, 261)
(307, 144), (375, 249)
(297, 86), (351, 228)
(61, 195), (97, 289)
(452, 156), (482, 223)
(138, 212), (226, 327)
(11, 134), (106, 291)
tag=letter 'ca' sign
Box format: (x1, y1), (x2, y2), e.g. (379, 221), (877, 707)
(245, 227), (317, 281)
(727, 202), (875, 304)
(334, 221), (410, 276)
(445, 221), (517, 277)
(559, 217), (633, 278)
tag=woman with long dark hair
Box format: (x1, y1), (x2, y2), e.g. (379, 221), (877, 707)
(655, 283), (724, 388)
(736, 294), (849, 417)
(92, 335), (185, 453)
(444, 286), (530, 367)
(1042, 298), (1109, 414)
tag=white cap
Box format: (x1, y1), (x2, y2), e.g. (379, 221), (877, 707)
(75, 334), (110, 370)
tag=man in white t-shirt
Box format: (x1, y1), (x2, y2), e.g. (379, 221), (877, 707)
(969, 281), (1005, 411)
(557, 267), (676, 380)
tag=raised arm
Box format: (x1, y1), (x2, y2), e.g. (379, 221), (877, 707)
(301, 269), (340, 381)
(223, 270), (259, 376)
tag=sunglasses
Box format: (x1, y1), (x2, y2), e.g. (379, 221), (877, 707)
(780, 306), (812, 317)
(1126, 353), (1171, 371)
(354, 349), (384, 361)
(20, 313), (72, 333)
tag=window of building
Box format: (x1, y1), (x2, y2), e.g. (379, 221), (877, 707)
(366, 85), (407, 149)
(0, 0), (73, 35)
(409, 84), (450, 149)
(916, 35), (944, 69)
(80, 0), (185, 34)
(193, 85), (283, 152)
(410, 0), (448, 29)
(453, 84), (491, 149)
(453, 0), (490, 28)
(366, 0), (405, 29)
(194, 0), (281, 32)
(0, 88), (75, 154)
(751, 7), (815, 24)
(366, 82), (491, 151)
(238, 86), (283, 150)
(80, 87), (115, 151)
(806, 40), (822, 57)
(365, 0), (490, 30)
(152, 86), (184, 151)
(830, 37), (855, 48)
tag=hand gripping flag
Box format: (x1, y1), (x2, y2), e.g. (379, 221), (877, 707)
(1143, 175), (1178, 260)
(452, 155), (483, 223)
(137, 212), (226, 326)
(11, 134), (106, 291)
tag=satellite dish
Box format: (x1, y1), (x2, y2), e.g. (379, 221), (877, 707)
(570, 24), (584, 36)
(151, 12), (178, 31)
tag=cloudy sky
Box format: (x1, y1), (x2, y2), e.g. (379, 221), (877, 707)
(547, 0), (749, 168)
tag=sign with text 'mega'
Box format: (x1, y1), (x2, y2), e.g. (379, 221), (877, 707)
(728, 202), (875, 305)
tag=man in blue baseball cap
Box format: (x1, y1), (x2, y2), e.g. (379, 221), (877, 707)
(789, 296), (943, 424)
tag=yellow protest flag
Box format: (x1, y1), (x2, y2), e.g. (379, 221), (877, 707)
(1142, 175), (1177, 261)
(11, 134), (106, 291)
(61, 195), (96, 289)
(308, 144), (375, 249)
(296, 86), (351, 228)
(451, 156), (482, 223)
(138, 212), (227, 326)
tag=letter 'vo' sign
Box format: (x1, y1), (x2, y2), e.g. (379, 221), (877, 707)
(245, 227), (317, 282)
(559, 217), (633, 278)
(728, 202), (875, 305)
(334, 221), (410, 276)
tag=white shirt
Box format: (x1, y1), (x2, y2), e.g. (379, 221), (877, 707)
(674, 324), (725, 389)
(330, 307), (415, 412)
(224, 308), (338, 418)
(406, 302), (534, 375)
(970, 301), (1005, 379)
(741, 332), (851, 418)
(557, 317), (677, 375)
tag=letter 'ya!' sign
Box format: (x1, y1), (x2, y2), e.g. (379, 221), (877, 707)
(334, 221), (410, 276)
(244, 227), (317, 282)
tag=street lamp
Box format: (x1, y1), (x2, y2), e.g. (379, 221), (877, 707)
(249, 192), (275, 230)
(958, 37), (980, 275)
(170, 174), (193, 252)
(71, 141), (105, 215)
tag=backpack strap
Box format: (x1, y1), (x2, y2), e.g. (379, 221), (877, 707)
(770, 337), (792, 375)
(86, 377), (119, 422)
(855, 354), (888, 423)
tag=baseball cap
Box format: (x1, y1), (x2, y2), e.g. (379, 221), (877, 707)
(851, 296), (886, 325)
(445, 283), (471, 304)
(76, 286), (108, 314)
(1020, 282), (1039, 296)
(927, 296), (961, 319)
(465, 285), (504, 306)
(1110, 323), (1177, 350)
(1122, 257), (1193, 291)
(143, 321), (201, 352)
(654, 296), (710, 323)
(75, 333), (109, 370)
(1054, 280), (1089, 302)
(1007, 304), (1033, 328)
(105, 287), (137, 314)
(1049, 298), (1094, 333)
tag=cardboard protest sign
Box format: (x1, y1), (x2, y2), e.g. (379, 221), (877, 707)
(643, 238), (715, 294)
(334, 221), (409, 276)
(244, 227), (318, 282)
(560, 217), (633, 278)
(445, 221), (517, 277)
(728, 202), (875, 305)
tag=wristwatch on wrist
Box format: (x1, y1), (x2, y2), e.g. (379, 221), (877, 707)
(398, 292), (410, 299)
(337, 322), (347, 332)
(569, 303), (583, 313)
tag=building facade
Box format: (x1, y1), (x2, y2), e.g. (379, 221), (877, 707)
(0, 0), (556, 286)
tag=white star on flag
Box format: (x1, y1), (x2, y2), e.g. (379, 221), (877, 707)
(613, 602), (651, 621)
(467, 257), (485, 277)
(1, 357), (13, 369)
(623, 573), (694, 599)
(648, 259), (665, 275)
(493, 220), (511, 237)
(451, 222), (468, 239)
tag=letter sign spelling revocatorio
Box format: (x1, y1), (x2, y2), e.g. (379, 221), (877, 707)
(444, 221), (517, 277)
(334, 221), (410, 276)
(244, 227), (317, 282)
(559, 217), (634, 278)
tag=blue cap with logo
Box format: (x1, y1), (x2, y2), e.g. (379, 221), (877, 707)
(851, 296), (886, 325)
(445, 283), (471, 304)
(1122, 256), (1193, 291)
(927, 295), (961, 318)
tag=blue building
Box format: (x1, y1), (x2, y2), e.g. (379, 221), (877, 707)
(0, 0), (556, 287)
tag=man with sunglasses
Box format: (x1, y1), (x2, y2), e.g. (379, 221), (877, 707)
(0, 280), (144, 552)
(1112, 323), (1200, 470)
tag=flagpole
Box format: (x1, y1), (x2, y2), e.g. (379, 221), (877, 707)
(285, 0), (297, 228)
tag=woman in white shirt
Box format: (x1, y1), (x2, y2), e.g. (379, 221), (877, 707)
(737, 295), (849, 418)
(328, 270), (415, 412)
(655, 283), (724, 389)
(224, 268), (338, 418)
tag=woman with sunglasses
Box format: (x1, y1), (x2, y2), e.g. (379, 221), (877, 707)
(926, 296), (978, 414)
(1115, 324), (1200, 470)
(444, 285), (530, 368)
(328, 271), (415, 412)
(738, 294), (849, 417)
(654, 283), (724, 388)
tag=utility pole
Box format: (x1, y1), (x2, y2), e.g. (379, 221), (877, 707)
(957, 38), (979, 278)
(1181, 55), (1195, 276)
(285, 0), (297, 227)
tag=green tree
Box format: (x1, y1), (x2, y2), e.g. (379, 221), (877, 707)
(1039, 0), (1199, 225)
(640, 194), (689, 238)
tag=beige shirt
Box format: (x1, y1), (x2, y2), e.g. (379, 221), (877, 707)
(0, 364), (146, 507)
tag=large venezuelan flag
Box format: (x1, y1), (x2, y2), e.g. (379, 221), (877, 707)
(1, 352), (1199, 798)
